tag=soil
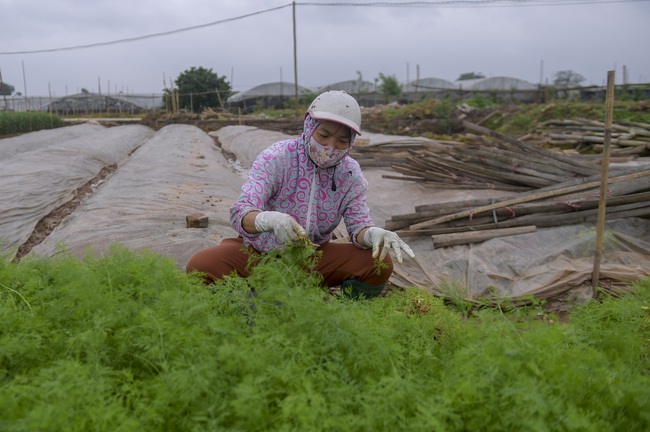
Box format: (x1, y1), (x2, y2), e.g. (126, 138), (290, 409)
(13, 164), (117, 262)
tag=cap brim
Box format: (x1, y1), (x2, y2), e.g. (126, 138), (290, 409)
(310, 110), (361, 135)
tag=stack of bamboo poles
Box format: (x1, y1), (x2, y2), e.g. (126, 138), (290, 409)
(385, 121), (602, 191)
(387, 165), (650, 248)
(376, 102), (650, 249)
(522, 118), (650, 157)
(349, 137), (430, 167)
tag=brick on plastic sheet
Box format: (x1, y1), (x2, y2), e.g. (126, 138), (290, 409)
(186, 213), (209, 228)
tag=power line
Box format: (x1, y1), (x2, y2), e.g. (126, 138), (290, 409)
(0, 4), (291, 56)
(300, 0), (650, 6)
(1, 0), (648, 56)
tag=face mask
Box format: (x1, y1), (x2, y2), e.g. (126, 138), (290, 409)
(308, 137), (348, 168)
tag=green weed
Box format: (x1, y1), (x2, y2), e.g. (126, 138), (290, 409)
(487, 101), (650, 136)
(372, 256), (389, 276)
(463, 95), (499, 110)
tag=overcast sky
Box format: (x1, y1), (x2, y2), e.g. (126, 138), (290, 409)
(1, 0), (649, 97)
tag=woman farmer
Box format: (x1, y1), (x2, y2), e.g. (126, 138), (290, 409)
(186, 90), (414, 298)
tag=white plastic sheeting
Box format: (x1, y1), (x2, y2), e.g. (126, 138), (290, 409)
(3, 123), (650, 301)
(29, 125), (244, 266)
(390, 219), (650, 300)
(0, 122), (105, 160)
(0, 124), (154, 258)
(211, 126), (289, 169)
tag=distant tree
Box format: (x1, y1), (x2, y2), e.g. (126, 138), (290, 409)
(0, 82), (15, 96)
(378, 73), (402, 103)
(457, 72), (485, 81)
(172, 67), (232, 112)
(553, 70), (585, 87)
(81, 88), (90, 94)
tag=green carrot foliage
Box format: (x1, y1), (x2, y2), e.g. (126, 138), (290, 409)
(1, 245), (648, 431)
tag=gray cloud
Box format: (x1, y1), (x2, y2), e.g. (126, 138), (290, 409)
(1, 0), (648, 97)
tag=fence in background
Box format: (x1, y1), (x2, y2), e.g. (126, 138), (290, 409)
(1, 83), (648, 114)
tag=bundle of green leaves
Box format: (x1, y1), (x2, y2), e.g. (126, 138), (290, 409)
(1, 243), (648, 431)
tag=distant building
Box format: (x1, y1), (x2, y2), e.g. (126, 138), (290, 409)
(226, 82), (312, 111)
(43, 93), (146, 115)
(455, 76), (541, 103)
(310, 79), (379, 106)
(402, 77), (456, 103)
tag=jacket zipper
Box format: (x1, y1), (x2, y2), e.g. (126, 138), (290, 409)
(305, 168), (318, 234)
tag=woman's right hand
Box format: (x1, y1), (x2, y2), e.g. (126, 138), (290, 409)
(253, 211), (307, 244)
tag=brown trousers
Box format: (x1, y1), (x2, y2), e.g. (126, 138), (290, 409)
(186, 237), (393, 287)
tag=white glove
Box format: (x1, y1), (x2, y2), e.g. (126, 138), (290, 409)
(254, 211), (307, 244)
(363, 227), (415, 264)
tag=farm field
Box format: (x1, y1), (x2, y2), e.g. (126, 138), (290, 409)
(1, 101), (650, 430)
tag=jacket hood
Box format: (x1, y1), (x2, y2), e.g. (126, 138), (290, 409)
(301, 113), (358, 148)
(301, 113), (357, 168)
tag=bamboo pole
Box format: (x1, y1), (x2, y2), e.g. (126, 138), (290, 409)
(592, 70), (616, 293)
(163, 73), (169, 112)
(292, 1), (299, 115)
(462, 121), (598, 175)
(169, 78), (178, 114)
(48, 82), (53, 126)
(409, 165), (650, 230)
(432, 226), (537, 248)
(398, 200), (650, 238)
(553, 135), (648, 147)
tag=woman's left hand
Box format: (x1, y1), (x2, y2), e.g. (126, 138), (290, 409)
(363, 227), (415, 264)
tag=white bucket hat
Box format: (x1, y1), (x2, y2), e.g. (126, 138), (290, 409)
(307, 90), (362, 135)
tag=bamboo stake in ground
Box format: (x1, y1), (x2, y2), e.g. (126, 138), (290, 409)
(592, 70), (616, 293)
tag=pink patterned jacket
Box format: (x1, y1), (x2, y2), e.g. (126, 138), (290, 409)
(229, 115), (374, 253)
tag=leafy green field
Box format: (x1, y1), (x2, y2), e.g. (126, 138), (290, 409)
(0, 111), (63, 136)
(1, 245), (648, 431)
